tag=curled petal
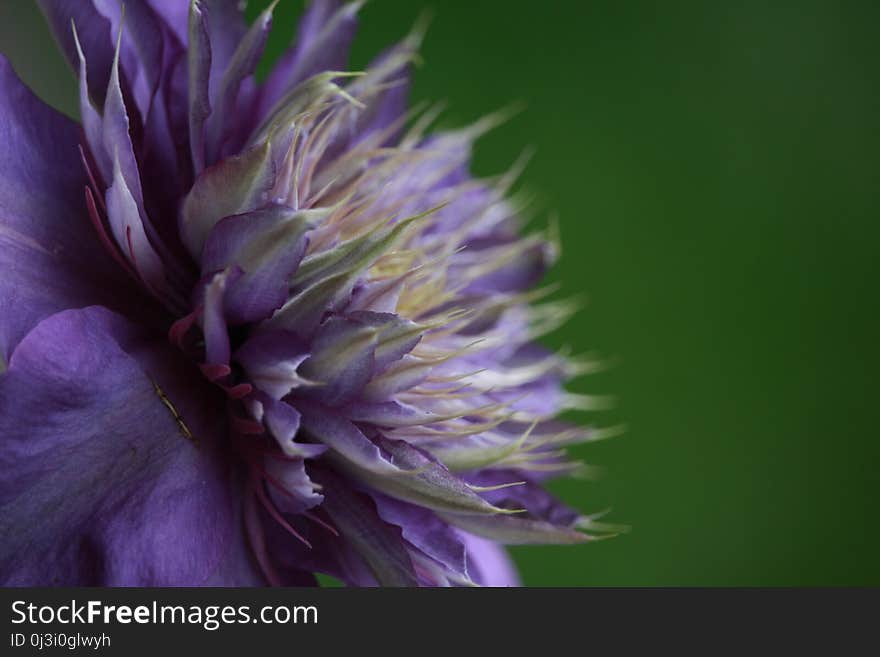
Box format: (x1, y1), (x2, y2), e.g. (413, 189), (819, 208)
(265, 457), (323, 515)
(234, 330), (311, 401)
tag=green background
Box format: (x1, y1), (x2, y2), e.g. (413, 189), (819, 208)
(2, 1), (878, 585)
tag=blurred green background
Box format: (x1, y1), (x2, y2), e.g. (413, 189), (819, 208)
(2, 0), (878, 585)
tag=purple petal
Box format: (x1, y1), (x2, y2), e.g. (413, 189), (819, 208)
(267, 213), (427, 338)
(361, 355), (434, 402)
(204, 2), (274, 164)
(98, 32), (178, 295)
(105, 151), (168, 294)
(102, 34), (147, 213)
(297, 402), (402, 476)
(468, 471), (581, 526)
(234, 330), (311, 401)
(187, 0), (213, 173)
(372, 493), (469, 581)
(202, 204), (312, 323)
(203, 485), (266, 586)
(246, 391), (326, 458)
(348, 276), (406, 313)
(335, 36), (417, 155)
(297, 315), (378, 405)
(315, 467), (419, 587)
(265, 458), (323, 515)
(198, 268), (241, 365)
(347, 311), (423, 371)
(353, 436), (513, 516)
(442, 512), (588, 546)
(180, 141), (275, 258)
(199, 0), (248, 99)
(259, 396), (302, 449)
(37, 0), (114, 104)
(440, 473), (588, 545)
(92, 0), (166, 121)
(260, 268), (357, 339)
(259, 0), (359, 119)
(47, 1), (191, 219)
(0, 307), (243, 585)
(72, 26), (111, 183)
(119, 5), (190, 221)
(459, 238), (554, 295)
(458, 531), (520, 587)
(188, 0), (250, 171)
(344, 399), (460, 427)
(144, 0), (190, 43)
(0, 57), (133, 360)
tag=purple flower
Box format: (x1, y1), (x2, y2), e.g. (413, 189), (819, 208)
(0, 0), (619, 586)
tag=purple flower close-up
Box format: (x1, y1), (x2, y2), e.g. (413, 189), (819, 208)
(0, 0), (618, 587)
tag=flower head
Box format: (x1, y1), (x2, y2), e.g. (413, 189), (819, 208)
(0, 0), (618, 586)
